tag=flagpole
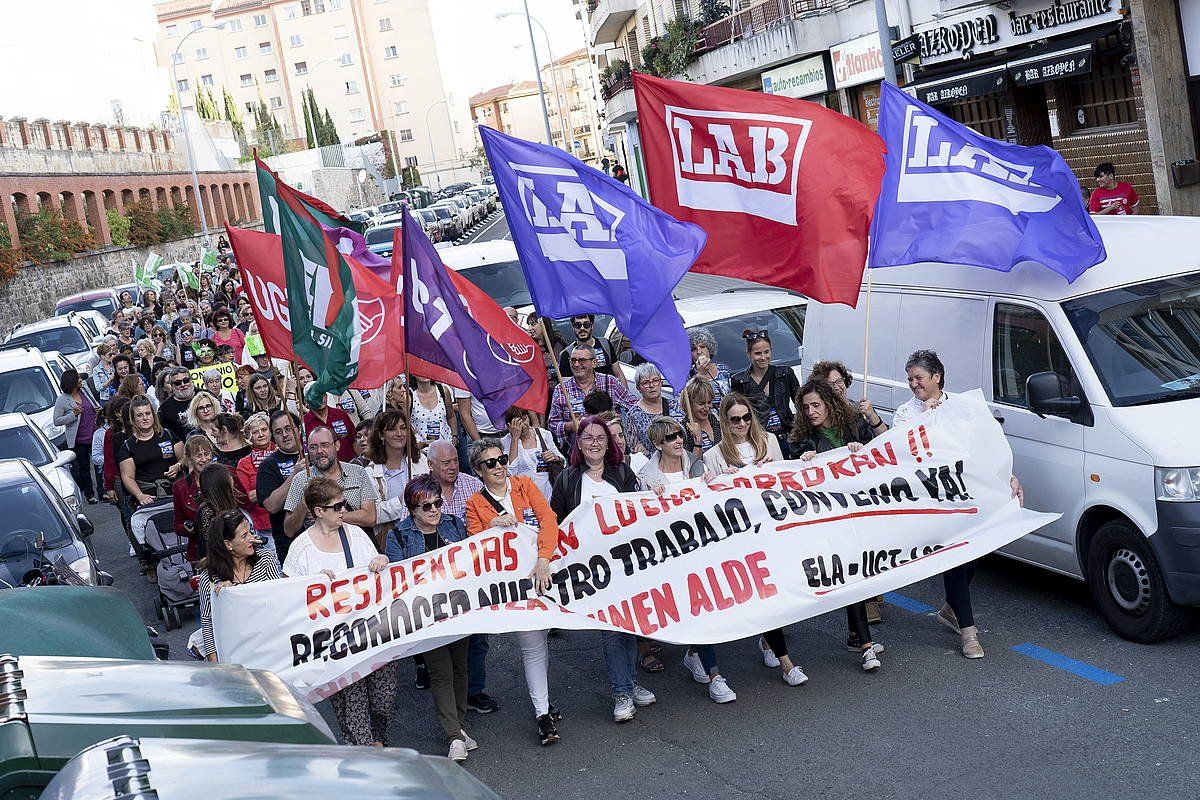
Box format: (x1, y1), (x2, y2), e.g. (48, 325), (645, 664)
(537, 318), (573, 430)
(861, 266), (874, 404)
(399, 218), (414, 473)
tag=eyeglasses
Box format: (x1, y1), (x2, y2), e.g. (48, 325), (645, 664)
(742, 330), (770, 341)
(572, 321), (592, 329)
(639, 377), (663, 387)
(417, 498), (445, 512)
(477, 454), (510, 469)
(828, 378), (847, 389)
(579, 434), (608, 444)
(316, 501), (347, 512)
(727, 412), (754, 424)
(662, 430), (683, 443)
(569, 357), (595, 365)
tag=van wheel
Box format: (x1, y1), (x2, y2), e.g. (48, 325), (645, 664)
(1086, 520), (1192, 643)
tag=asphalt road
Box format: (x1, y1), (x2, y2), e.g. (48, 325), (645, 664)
(85, 495), (1200, 800)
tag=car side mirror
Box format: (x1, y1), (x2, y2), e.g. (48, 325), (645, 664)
(55, 449), (76, 467)
(1026, 371), (1082, 418)
(77, 514), (94, 538)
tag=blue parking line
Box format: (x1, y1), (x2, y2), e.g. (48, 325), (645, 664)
(1010, 643), (1126, 685)
(883, 592), (936, 614)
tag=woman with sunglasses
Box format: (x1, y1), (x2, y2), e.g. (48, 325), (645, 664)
(731, 329), (799, 451)
(187, 391), (222, 441)
(150, 325), (175, 363)
(385, 475), (474, 760)
(160, 297), (179, 328)
(702, 392), (784, 474)
(198, 509), (281, 661)
(283, 477), (396, 747)
(465, 438), (563, 745)
(549, 416), (652, 723)
(681, 378), (722, 456)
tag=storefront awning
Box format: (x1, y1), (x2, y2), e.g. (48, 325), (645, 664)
(909, 65), (1009, 106)
(1007, 44), (1094, 86)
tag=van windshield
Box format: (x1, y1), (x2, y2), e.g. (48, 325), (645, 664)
(1063, 273), (1200, 406)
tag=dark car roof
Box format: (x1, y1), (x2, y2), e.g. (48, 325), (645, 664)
(56, 289), (117, 304)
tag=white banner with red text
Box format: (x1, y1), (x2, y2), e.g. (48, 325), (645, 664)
(214, 390), (1056, 701)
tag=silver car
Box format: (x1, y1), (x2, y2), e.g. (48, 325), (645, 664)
(0, 412), (85, 514)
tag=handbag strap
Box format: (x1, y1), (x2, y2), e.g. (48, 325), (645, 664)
(336, 525), (354, 569)
(481, 484), (508, 515)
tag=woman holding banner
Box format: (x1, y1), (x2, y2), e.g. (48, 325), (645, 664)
(197, 510), (281, 661)
(549, 416), (652, 723)
(681, 378), (721, 456)
(465, 438), (563, 746)
(790, 380), (884, 672)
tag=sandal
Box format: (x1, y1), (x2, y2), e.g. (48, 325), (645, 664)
(637, 653), (665, 673)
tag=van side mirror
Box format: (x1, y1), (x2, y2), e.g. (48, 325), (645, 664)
(1026, 371), (1082, 418)
(77, 514), (94, 538)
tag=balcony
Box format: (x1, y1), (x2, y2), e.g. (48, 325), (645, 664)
(588, 0), (638, 46)
(601, 74), (637, 127)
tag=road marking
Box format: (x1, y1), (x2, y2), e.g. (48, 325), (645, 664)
(883, 592), (936, 614)
(462, 211), (505, 244)
(1010, 643), (1126, 685)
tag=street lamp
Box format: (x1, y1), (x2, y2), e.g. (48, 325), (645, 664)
(498, 10), (570, 151)
(513, 40), (570, 151)
(425, 97), (454, 190)
(171, 20), (226, 244)
(494, 3), (554, 147)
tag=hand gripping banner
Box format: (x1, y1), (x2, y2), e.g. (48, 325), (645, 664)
(215, 391), (1056, 701)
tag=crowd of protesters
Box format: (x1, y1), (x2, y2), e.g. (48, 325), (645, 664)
(75, 238), (1022, 762)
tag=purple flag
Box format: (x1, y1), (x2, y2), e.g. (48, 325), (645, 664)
(401, 211), (533, 427)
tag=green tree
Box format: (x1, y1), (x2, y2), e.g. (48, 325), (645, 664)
(156, 204), (194, 240)
(124, 200), (162, 248)
(222, 86), (244, 136)
(105, 209), (131, 247)
(197, 87), (221, 121)
(321, 108), (339, 146)
(699, 0), (731, 25)
(253, 99), (285, 156)
(401, 165), (421, 190)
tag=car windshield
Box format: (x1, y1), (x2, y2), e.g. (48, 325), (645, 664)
(418, 210), (437, 224)
(456, 259), (532, 308)
(433, 207), (454, 221)
(1063, 273), (1200, 407)
(0, 481), (72, 562)
(693, 305), (808, 373)
(365, 225), (400, 245)
(0, 425), (53, 466)
(0, 367), (56, 415)
(56, 297), (116, 318)
(378, 202), (402, 214)
(5, 326), (88, 355)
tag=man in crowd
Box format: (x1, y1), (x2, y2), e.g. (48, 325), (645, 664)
(283, 425), (376, 538)
(1088, 161), (1139, 215)
(257, 410), (306, 559)
(303, 392), (357, 464)
(557, 314), (617, 377)
(157, 367), (197, 441)
(549, 344), (635, 450)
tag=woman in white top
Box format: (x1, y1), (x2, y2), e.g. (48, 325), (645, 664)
(410, 376), (457, 444)
(501, 407), (564, 499)
(891, 349), (1024, 660)
(366, 409), (430, 544)
(282, 477), (397, 746)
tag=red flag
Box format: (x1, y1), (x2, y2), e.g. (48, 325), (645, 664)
(632, 73), (886, 306)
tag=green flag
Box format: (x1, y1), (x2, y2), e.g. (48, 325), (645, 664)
(255, 157), (361, 402)
(135, 253), (163, 290)
(177, 261), (200, 291)
(198, 246), (220, 273)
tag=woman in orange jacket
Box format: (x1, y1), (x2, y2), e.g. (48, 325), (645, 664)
(465, 437), (562, 747)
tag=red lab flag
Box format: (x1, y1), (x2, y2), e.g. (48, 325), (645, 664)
(632, 73), (886, 306)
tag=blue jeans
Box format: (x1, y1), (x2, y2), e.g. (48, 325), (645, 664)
(467, 633), (489, 696)
(692, 644), (718, 674)
(602, 631), (639, 697)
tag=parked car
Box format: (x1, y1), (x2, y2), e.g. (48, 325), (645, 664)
(3, 315), (98, 375)
(0, 347), (71, 446)
(0, 458), (100, 588)
(415, 207), (443, 243)
(376, 200), (404, 217)
(53, 289), (119, 319)
(429, 204), (462, 240)
(39, 735), (501, 800)
(441, 181), (474, 196)
(364, 221), (403, 259)
(345, 210), (372, 225)
(435, 197), (473, 230)
(0, 653), (336, 798)
(0, 412), (85, 513)
(465, 187), (496, 214)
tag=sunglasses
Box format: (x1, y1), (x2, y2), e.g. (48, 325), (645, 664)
(662, 430), (683, 442)
(569, 357), (594, 365)
(172, 378), (191, 386)
(317, 501), (347, 512)
(417, 498), (445, 512)
(742, 330), (770, 341)
(478, 454), (510, 469)
(727, 412), (754, 424)
(572, 321), (592, 329)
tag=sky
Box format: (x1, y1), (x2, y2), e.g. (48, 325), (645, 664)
(0, 0), (589, 129)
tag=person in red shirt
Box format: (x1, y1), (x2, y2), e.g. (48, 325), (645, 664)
(1088, 162), (1139, 215)
(303, 393), (357, 463)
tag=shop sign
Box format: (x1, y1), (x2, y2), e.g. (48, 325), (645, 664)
(830, 35), (886, 90)
(1009, 45), (1093, 85)
(761, 54), (831, 99)
(914, 0), (1120, 65)
(892, 34), (921, 64)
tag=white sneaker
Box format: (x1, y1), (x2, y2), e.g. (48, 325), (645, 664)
(758, 637), (781, 668)
(782, 665), (809, 686)
(682, 650), (710, 684)
(448, 738), (468, 762)
(708, 675), (737, 703)
(459, 729), (478, 751)
(861, 644), (882, 672)
(613, 694), (635, 723)
(632, 684), (657, 707)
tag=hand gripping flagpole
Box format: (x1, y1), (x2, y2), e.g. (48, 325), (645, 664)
(398, 219), (415, 473)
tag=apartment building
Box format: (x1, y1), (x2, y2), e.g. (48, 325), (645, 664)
(153, 0), (462, 186)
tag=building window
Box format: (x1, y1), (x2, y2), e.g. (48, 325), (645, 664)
(166, 24), (178, 37)
(191, 19), (203, 31)
(295, 61), (308, 75)
(253, 13), (267, 26)
(195, 47), (208, 60)
(405, 156), (418, 167)
(283, 5), (298, 19)
(625, 29), (641, 68)
(176, 78), (190, 92)
(269, 96), (283, 109)
(259, 42), (273, 55)
(200, 74), (214, 86)
(333, 24), (348, 38)
(245, 101), (254, 113)
(398, 128), (413, 142)
(945, 96), (1006, 141)
(384, 45), (398, 59)
(1063, 36), (1137, 132)
(290, 34), (302, 47)
(345, 80), (358, 94)
(265, 69), (278, 82)
(379, 17), (392, 31)
(235, 46), (248, 60)
(389, 73), (407, 87)
(329, 0), (343, 8)
(349, 108), (365, 122)
(339, 52), (353, 65)
(240, 74), (254, 87)
(172, 51), (184, 64)
(228, 19), (242, 32)
(300, 0), (326, 15)
(394, 100), (408, 114)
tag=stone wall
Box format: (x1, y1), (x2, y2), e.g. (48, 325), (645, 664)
(0, 225), (262, 332)
(311, 168), (387, 211)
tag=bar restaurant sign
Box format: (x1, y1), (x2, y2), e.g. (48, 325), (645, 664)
(914, 0), (1121, 65)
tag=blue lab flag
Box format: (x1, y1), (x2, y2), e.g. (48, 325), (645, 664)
(479, 125), (705, 391)
(869, 82), (1105, 281)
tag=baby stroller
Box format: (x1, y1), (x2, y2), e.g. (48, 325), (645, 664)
(132, 497), (199, 631)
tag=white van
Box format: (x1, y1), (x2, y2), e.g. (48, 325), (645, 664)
(800, 216), (1200, 643)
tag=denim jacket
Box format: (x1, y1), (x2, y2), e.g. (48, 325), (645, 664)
(386, 513), (468, 562)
